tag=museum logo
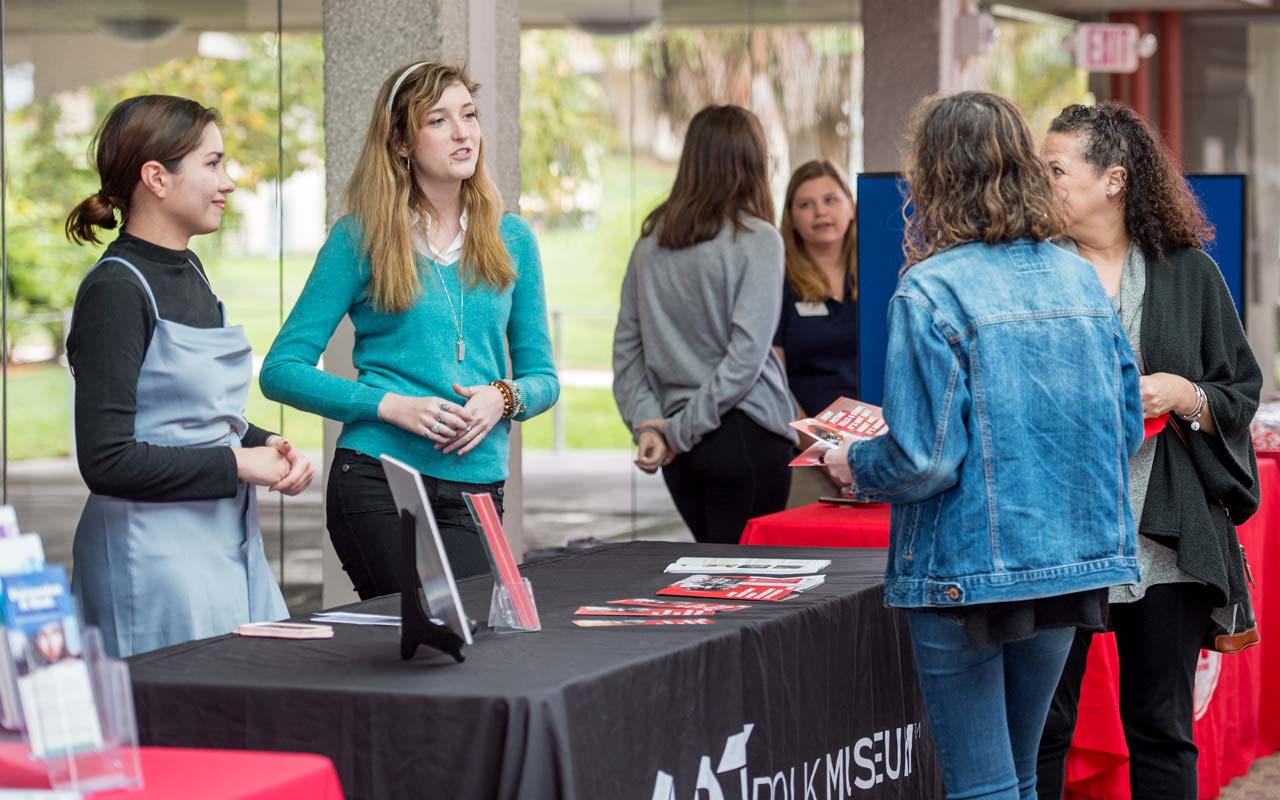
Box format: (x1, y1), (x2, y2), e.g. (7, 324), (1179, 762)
(651, 721), (924, 799)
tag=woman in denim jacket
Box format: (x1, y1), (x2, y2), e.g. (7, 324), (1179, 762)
(824, 92), (1144, 800)
(1036, 104), (1261, 800)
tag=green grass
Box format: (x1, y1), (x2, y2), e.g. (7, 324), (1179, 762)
(520, 387), (632, 450)
(5, 364), (72, 461)
(3, 153), (676, 459)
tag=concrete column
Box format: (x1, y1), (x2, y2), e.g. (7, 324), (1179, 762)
(1247, 25), (1279, 393)
(319, 0), (523, 608)
(862, 0), (987, 172)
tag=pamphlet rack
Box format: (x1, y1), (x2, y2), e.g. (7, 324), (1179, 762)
(399, 510), (467, 663)
(15, 627), (142, 793)
(463, 492), (541, 634)
(487, 577), (539, 634)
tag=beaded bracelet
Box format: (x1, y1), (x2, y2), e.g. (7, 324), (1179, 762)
(489, 380), (515, 418)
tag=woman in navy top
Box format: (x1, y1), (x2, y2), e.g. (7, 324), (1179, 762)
(772, 160), (858, 504)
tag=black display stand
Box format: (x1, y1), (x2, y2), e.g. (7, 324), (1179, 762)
(399, 510), (466, 663)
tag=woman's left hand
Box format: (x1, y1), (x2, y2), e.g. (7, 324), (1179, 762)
(440, 383), (506, 455)
(823, 439), (855, 487)
(265, 436), (315, 496)
(1139, 373), (1197, 418)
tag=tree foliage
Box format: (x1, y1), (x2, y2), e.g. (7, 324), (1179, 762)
(3, 33), (324, 342)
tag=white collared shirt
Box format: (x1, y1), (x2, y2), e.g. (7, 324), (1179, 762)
(411, 209), (467, 266)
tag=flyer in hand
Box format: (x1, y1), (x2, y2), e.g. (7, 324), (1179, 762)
(656, 574), (826, 602)
(789, 396), (888, 467)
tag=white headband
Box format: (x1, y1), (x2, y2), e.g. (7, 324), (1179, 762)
(386, 62), (429, 116)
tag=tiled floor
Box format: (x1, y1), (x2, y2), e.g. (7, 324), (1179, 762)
(1219, 752), (1280, 798)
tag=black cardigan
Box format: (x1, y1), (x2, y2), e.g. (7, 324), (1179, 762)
(1140, 246), (1261, 607)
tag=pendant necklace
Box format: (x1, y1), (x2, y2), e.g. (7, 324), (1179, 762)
(431, 262), (465, 361)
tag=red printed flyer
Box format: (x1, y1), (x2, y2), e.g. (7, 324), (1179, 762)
(788, 397), (888, 467)
(573, 619), (716, 628)
(656, 574), (825, 602)
(575, 605), (715, 617)
(609, 598), (752, 613)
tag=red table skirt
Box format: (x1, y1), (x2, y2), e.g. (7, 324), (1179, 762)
(740, 457), (1280, 799)
(0, 745), (345, 799)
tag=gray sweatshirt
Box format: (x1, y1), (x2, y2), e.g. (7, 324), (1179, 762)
(612, 217), (798, 454)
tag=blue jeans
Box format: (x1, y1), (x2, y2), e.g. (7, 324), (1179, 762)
(908, 611), (1075, 800)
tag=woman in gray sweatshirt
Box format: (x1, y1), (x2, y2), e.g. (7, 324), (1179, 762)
(611, 104), (798, 544)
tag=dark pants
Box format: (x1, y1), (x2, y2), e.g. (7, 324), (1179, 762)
(660, 410), (793, 544)
(325, 448), (504, 600)
(1037, 582), (1215, 800)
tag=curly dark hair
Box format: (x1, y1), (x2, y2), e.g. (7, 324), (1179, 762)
(902, 91), (1065, 268)
(1048, 102), (1212, 262)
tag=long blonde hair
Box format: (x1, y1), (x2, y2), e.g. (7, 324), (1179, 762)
(779, 160), (857, 303)
(345, 62), (514, 313)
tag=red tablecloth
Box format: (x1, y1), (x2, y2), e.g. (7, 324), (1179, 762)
(740, 456), (1280, 800)
(0, 745), (345, 798)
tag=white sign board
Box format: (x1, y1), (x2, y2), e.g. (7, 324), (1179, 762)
(1074, 23), (1141, 74)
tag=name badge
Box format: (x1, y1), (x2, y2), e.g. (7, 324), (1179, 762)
(795, 301), (830, 317)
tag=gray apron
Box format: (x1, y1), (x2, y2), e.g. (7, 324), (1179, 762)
(71, 257), (287, 658)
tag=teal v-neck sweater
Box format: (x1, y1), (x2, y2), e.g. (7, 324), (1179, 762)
(260, 213), (558, 483)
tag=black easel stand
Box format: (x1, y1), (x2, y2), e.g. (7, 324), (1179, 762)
(399, 510), (466, 663)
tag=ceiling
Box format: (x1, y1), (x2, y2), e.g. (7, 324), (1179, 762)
(0, 0), (1274, 38)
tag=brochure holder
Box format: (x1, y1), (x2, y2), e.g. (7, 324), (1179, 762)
(463, 493), (541, 634)
(21, 627), (142, 793)
(399, 510), (467, 663)
(487, 578), (539, 634)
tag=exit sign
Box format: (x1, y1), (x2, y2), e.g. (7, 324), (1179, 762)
(1073, 23), (1141, 73)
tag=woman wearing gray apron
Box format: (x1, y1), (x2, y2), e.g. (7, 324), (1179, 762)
(63, 96), (313, 658)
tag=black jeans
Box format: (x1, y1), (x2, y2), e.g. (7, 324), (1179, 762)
(660, 410), (793, 544)
(1036, 581), (1215, 800)
(326, 448), (504, 600)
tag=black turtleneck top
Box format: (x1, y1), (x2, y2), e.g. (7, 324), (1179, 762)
(65, 231), (275, 501)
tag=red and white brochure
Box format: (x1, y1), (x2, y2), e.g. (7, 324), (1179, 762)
(610, 598), (752, 613)
(656, 574), (825, 602)
(575, 605), (714, 617)
(463, 492), (540, 630)
(573, 618), (716, 628)
(789, 397), (888, 467)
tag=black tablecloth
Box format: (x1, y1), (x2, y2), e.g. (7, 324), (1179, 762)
(129, 541), (944, 800)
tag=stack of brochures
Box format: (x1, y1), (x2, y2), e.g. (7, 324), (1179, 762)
(656, 574), (826, 602)
(571, 597), (751, 627)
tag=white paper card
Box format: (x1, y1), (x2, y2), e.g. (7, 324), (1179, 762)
(0, 535), (45, 577)
(17, 660), (104, 759)
(663, 556), (831, 575)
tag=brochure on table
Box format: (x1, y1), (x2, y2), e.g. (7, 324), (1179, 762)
(0, 508), (141, 793)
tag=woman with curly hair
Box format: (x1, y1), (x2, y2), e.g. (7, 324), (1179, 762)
(824, 91), (1144, 800)
(1036, 103), (1261, 800)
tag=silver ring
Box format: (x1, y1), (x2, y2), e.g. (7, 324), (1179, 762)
(430, 423), (441, 434)
(465, 424), (473, 433)
(441, 402), (451, 412)
(436, 412), (444, 422)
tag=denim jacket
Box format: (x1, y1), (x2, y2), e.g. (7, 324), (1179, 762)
(849, 239), (1144, 608)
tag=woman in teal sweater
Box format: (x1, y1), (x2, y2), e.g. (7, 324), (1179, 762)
(261, 62), (557, 594)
